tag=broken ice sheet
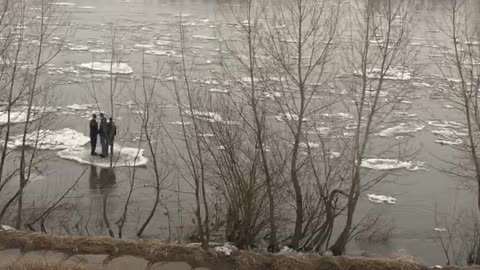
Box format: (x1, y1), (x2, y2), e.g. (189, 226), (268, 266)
(77, 61), (133, 74)
(57, 145), (148, 168)
(367, 194), (397, 205)
(361, 158), (426, 171)
(8, 128), (90, 150)
(378, 123), (424, 137)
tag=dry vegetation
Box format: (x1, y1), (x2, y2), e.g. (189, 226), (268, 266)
(0, 231), (430, 270)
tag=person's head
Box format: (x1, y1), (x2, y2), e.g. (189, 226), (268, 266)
(92, 113), (96, 119)
(99, 112), (104, 118)
(109, 117), (113, 122)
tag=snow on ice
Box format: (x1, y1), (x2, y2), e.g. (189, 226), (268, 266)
(361, 158), (426, 171)
(77, 62), (133, 74)
(57, 145), (148, 168)
(367, 194), (397, 205)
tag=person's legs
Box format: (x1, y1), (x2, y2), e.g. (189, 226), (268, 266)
(90, 136), (97, 155)
(100, 136), (107, 157)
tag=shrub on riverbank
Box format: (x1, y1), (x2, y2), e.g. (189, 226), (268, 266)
(0, 231), (430, 270)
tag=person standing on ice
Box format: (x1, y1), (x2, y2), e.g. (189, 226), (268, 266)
(99, 113), (108, 158)
(89, 114), (99, 155)
(106, 117), (117, 156)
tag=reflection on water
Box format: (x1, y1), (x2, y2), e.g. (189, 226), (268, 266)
(89, 165), (116, 190)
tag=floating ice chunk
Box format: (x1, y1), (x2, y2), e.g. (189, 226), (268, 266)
(134, 44), (155, 49)
(444, 104), (454, 109)
(378, 123), (424, 137)
(431, 128), (466, 137)
(65, 104), (91, 111)
(392, 111), (417, 118)
(208, 88), (230, 94)
(9, 128), (90, 150)
(361, 158), (425, 171)
(434, 227), (447, 232)
(89, 49), (107, 53)
(57, 145), (148, 168)
(192, 35), (217, 40)
(78, 6), (95, 9)
(78, 62), (133, 74)
(51, 2), (75, 6)
(0, 111), (38, 126)
(0, 224), (15, 231)
(184, 109), (222, 122)
(171, 121), (191, 126)
(145, 50), (176, 56)
(367, 194), (397, 205)
(275, 113), (309, 122)
(155, 40), (171, 46)
(434, 138), (463, 145)
(298, 142), (320, 148)
(69, 45), (89, 51)
(321, 113), (354, 119)
(354, 67), (412, 80)
(428, 120), (464, 129)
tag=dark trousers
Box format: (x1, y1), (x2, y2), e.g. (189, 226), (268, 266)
(90, 135), (97, 154)
(100, 135), (107, 156)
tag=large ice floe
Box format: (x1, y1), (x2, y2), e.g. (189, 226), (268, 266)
(354, 67), (412, 80)
(57, 145), (148, 168)
(367, 194), (397, 205)
(8, 128), (90, 150)
(427, 120), (463, 129)
(77, 61), (133, 74)
(378, 123), (424, 137)
(0, 111), (37, 125)
(361, 158), (426, 171)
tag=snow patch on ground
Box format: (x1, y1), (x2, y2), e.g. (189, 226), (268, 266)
(57, 145), (148, 168)
(361, 158), (426, 171)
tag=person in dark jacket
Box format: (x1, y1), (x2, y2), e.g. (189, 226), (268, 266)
(99, 113), (108, 158)
(89, 114), (98, 155)
(106, 117), (117, 156)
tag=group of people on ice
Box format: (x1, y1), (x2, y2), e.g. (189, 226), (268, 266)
(89, 113), (117, 158)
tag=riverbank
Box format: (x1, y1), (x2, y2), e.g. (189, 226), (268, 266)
(0, 230), (461, 270)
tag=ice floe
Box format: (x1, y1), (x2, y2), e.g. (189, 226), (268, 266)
(367, 194), (397, 205)
(378, 123), (424, 137)
(8, 128), (89, 150)
(428, 120), (463, 129)
(77, 62), (133, 74)
(434, 138), (463, 145)
(57, 145), (148, 168)
(275, 113), (309, 122)
(145, 50), (176, 56)
(361, 158), (426, 171)
(208, 88), (230, 94)
(354, 67), (412, 80)
(434, 227), (447, 232)
(69, 45), (89, 51)
(51, 2), (75, 6)
(192, 35), (217, 40)
(134, 44), (155, 49)
(0, 111), (39, 126)
(431, 128), (466, 137)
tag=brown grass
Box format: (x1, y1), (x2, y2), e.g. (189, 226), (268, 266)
(6, 263), (82, 270)
(0, 231), (430, 270)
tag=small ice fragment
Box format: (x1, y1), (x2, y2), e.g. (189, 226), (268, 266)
(77, 62), (133, 74)
(367, 194), (397, 205)
(434, 228), (447, 232)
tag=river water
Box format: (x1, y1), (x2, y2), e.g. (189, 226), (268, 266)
(7, 0), (480, 266)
